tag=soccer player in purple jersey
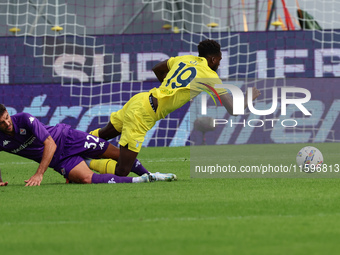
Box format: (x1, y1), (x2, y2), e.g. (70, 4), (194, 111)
(0, 104), (155, 186)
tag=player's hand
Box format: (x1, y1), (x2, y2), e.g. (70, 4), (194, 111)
(25, 173), (43, 186)
(250, 87), (261, 101)
(0, 181), (8, 186)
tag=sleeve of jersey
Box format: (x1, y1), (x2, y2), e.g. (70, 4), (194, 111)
(23, 113), (50, 143)
(211, 78), (227, 96)
(214, 88), (228, 96)
(191, 77), (228, 97)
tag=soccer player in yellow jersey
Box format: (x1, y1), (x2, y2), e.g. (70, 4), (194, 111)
(89, 39), (260, 179)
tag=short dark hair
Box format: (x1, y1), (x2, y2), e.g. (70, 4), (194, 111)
(198, 39), (221, 58)
(0, 104), (6, 117)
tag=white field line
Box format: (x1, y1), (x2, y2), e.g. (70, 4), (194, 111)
(0, 158), (189, 165)
(1, 213), (337, 226)
(141, 158), (190, 162)
(0, 161), (36, 165)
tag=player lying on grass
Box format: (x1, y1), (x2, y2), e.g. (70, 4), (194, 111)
(89, 39), (261, 177)
(0, 104), (175, 186)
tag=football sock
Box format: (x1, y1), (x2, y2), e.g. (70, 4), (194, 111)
(88, 159), (117, 174)
(87, 158), (149, 176)
(131, 159), (150, 176)
(89, 128), (100, 137)
(91, 173), (133, 183)
(91, 173), (146, 184)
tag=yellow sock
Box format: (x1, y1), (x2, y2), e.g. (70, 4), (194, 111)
(89, 128), (100, 137)
(89, 159), (117, 174)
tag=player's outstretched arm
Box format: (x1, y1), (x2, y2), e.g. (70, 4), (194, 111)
(220, 93), (234, 115)
(25, 136), (57, 187)
(220, 87), (261, 116)
(152, 59), (169, 83)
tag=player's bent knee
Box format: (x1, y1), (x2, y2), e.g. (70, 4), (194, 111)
(68, 174), (93, 184)
(68, 161), (95, 184)
(68, 171), (94, 184)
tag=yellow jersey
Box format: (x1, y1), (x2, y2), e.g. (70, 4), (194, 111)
(149, 55), (227, 120)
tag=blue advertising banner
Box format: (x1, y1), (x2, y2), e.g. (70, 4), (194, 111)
(0, 31), (339, 146)
(1, 31), (340, 84)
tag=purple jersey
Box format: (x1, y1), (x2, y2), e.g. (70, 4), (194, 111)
(0, 112), (109, 173)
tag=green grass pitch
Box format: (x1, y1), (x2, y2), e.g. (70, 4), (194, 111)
(1, 143), (340, 255)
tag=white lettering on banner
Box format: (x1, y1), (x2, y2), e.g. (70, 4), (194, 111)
(315, 49), (340, 77)
(0, 56), (9, 84)
(93, 54), (104, 82)
(54, 54), (89, 82)
(275, 49), (308, 78)
(47, 49), (340, 82)
(121, 53), (130, 81)
(137, 53), (169, 80)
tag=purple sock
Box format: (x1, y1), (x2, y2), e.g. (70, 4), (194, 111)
(91, 173), (133, 184)
(130, 159), (150, 176)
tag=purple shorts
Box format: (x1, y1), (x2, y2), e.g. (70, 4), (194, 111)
(53, 129), (110, 178)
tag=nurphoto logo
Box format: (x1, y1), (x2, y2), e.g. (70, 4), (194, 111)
(199, 83), (312, 128)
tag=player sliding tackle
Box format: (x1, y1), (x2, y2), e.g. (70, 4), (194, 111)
(89, 39), (261, 177)
(0, 104), (172, 186)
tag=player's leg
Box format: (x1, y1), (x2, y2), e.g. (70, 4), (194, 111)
(90, 102), (125, 140)
(57, 129), (154, 183)
(110, 131), (176, 181)
(85, 158), (177, 181)
(90, 142), (150, 176)
(114, 145), (138, 176)
(90, 121), (121, 140)
(89, 95), (151, 176)
(87, 123), (177, 180)
(114, 149), (177, 181)
(90, 93), (176, 180)
(99, 143), (120, 160)
(86, 158), (150, 176)
(85, 141), (176, 181)
(114, 92), (177, 180)
(89, 105), (136, 175)
(85, 158), (117, 174)
(67, 160), (153, 184)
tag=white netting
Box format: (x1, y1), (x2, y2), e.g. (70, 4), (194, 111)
(0, 0), (339, 145)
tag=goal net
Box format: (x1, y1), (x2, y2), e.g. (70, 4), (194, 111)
(0, 0), (339, 147)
